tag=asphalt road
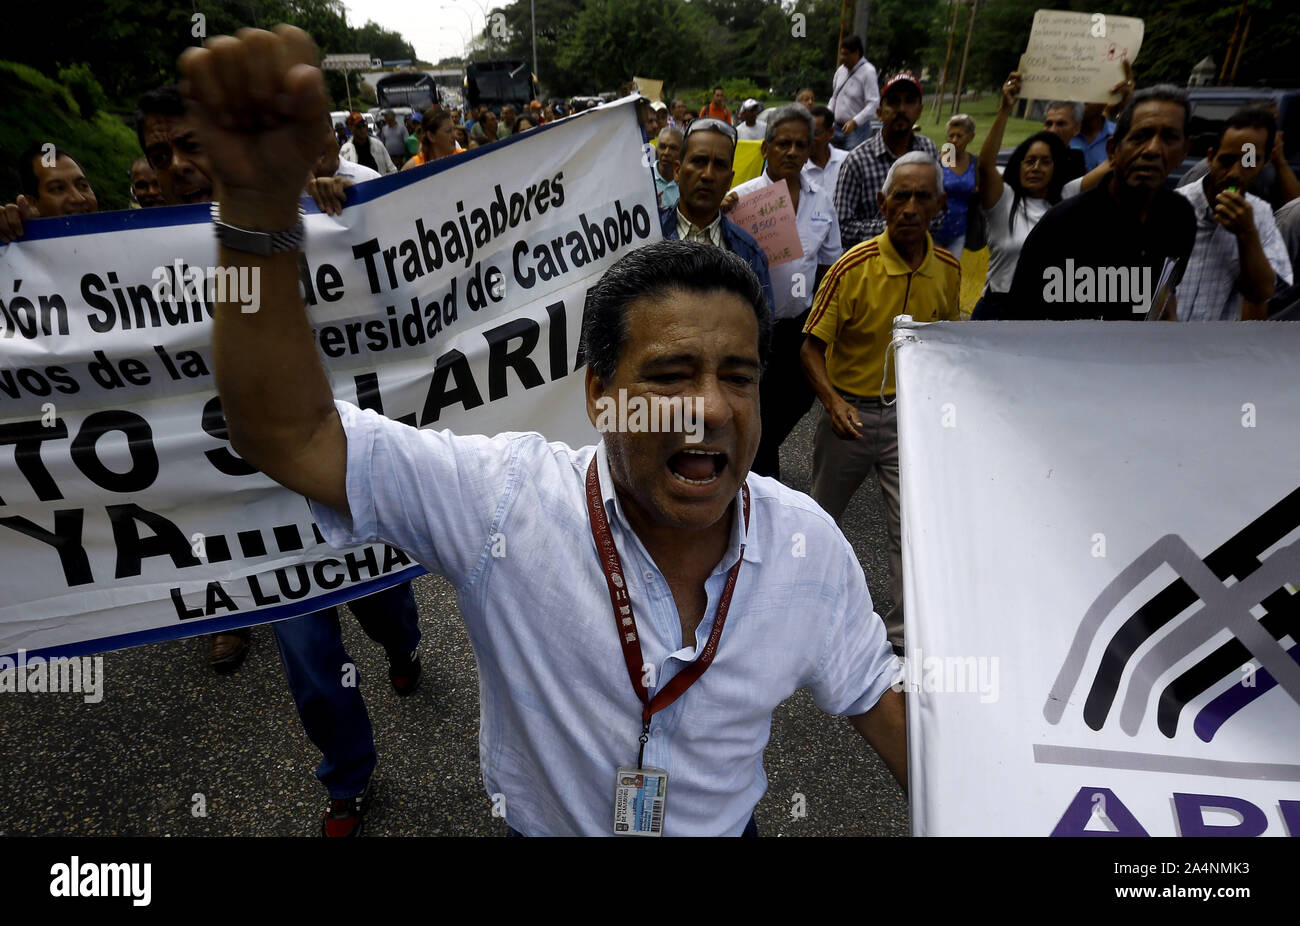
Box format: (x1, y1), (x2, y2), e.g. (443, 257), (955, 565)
(0, 410), (908, 837)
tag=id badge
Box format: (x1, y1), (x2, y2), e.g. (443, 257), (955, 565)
(613, 766), (668, 836)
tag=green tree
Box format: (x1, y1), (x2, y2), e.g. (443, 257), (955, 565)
(9, 0), (420, 108)
(943, 0), (1300, 97)
(696, 0), (775, 79)
(496, 0), (586, 93)
(352, 19), (418, 63)
(1110, 0), (1300, 87)
(0, 60), (140, 210)
(552, 0), (716, 95)
(758, 0), (844, 98)
(866, 0), (944, 77)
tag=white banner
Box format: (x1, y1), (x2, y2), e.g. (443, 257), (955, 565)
(0, 99), (658, 659)
(895, 317), (1300, 836)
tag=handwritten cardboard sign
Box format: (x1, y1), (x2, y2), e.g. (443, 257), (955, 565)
(1018, 10), (1144, 104)
(730, 182), (804, 267)
(632, 76), (663, 102)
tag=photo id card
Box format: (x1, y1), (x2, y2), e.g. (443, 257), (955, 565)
(613, 766), (668, 836)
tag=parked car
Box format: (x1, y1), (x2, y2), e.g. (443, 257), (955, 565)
(329, 109), (376, 133)
(1171, 86), (1300, 187)
(995, 87), (1300, 188)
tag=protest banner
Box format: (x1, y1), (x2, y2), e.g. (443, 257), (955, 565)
(729, 182), (803, 267)
(0, 99), (657, 660)
(731, 140), (765, 188)
(1017, 10), (1144, 104)
(895, 317), (1300, 836)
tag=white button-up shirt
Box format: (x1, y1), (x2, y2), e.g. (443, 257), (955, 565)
(829, 58), (880, 128)
(339, 135), (397, 176)
(730, 170), (843, 319)
(1175, 179), (1293, 321)
(312, 400), (896, 836)
(803, 146), (848, 201)
(333, 158), (381, 184)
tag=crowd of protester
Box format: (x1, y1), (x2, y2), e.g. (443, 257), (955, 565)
(3, 20), (1297, 838)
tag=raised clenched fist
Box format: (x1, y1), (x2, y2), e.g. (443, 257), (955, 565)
(179, 25), (329, 230)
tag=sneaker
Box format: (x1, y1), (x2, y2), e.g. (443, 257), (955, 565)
(321, 780), (372, 838)
(388, 650), (421, 697)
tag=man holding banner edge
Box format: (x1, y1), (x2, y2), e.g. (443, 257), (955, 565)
(183, 25), (906, 836)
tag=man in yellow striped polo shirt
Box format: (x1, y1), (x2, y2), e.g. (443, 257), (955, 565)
(800, 152), (961, 652)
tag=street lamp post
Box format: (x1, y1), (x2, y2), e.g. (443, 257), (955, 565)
(441, 23), (468, 64)
(461, 0), (494, 52)
(442, 6), (476, 58)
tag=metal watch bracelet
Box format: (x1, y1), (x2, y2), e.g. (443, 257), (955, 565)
(210, 203), (306, 255)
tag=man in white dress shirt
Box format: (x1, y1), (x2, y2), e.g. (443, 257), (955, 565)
(828, 34), (879, 151)
(805, 105), (849, 200)
(183, 25), (906, 837)
(729, 104), (843, 481)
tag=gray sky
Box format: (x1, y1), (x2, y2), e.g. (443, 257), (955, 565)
(343, 0), (502, 64)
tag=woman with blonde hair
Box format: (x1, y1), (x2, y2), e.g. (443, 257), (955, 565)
(935, 113), (977, 257)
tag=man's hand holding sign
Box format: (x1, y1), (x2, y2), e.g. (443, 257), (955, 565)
(182, 26), (905, 836)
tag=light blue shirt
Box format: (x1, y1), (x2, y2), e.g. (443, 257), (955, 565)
(312, 400), (896, 836)
(1071, 119), (1116, 173)
(730, 169), (843, 319)
(654, 166), (679, 210)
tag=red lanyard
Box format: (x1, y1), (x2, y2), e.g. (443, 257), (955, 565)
(585, 457), (750, 766)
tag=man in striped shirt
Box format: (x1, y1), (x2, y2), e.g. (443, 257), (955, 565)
(834, 72), (943, 250)
(802, 153), (961, 652)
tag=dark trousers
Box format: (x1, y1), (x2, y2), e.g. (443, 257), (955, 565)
(752, 311), (816, 481)
(271, 581), (420, 799)
(810, 396), (903, 648)
(970, 289), (1013, 320)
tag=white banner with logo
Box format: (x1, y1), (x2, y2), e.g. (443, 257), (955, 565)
(895, 317), (1300, 836)
(0, 99), (657, 659)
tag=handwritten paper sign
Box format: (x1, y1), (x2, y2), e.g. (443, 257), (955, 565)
(730, 182), (804, 267)
(1018, 10), (1144, 104)
(632, 76), (663, 102)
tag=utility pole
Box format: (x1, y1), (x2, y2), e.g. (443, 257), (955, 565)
(1228, 11), (1252, 84)
(934, 0), (959, 123)
(854, 0), (870, 46)
(531, 0), (539, 82)
(951, 0), (978, 118)
(1218, 1), (1249, 85)
(837, 0), (849, 61)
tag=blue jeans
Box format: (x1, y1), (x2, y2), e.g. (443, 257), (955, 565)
(833, 121), (874, 151)
(271, 581), (420, 799)
(935, 233), (965, 257)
